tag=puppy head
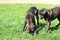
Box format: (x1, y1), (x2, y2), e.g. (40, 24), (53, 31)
(38, 8), (48, 19)
(29, 6), (38, 15)
(26, 19), (35, 35)
(27, 24), (35, 35)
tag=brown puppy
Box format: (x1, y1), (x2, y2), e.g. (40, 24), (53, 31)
(22, 7), (39, 35)
(39, 7), (60, 32)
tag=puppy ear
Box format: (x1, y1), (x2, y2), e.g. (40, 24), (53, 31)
(45, 11), (48, 15)
(44, 11), (50, 18)
(44, 11), (49, 17)
(35, 10), (37, 14)
(34, 10), (38, 15)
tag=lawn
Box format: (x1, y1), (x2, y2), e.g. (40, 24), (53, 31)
(0, 4), (60, 40)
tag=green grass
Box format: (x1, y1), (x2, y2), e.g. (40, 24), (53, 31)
(0, 4), (60, 40)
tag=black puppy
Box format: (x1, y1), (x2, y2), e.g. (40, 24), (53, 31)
(22, 7), (39, 35)
(39, 7), (60, 32)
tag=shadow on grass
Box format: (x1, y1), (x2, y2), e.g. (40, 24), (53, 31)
(49, 26), (60, 31)
(49, 23), (60, 32)
(35, 23), (46, 34)
(35, 23), (60, 34)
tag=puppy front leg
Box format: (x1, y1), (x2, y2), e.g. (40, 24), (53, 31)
(22, 21), (27, 32)
(36, 15), (39, 26)
(46, 20), (51, 33)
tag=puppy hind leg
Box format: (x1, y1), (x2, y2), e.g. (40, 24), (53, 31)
(56, 18), (60, 27)
(56, 23), (60, 27)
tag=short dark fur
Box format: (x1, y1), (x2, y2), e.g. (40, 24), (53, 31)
(39, 7), (60, 32)
(22, 7), (39, 35)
